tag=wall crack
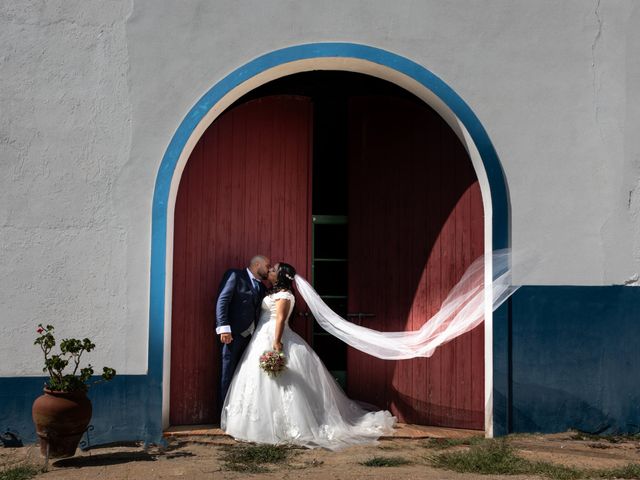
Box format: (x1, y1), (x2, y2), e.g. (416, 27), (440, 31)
(591, 0), (604, 142)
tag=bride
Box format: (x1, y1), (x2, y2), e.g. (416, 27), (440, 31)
(221, 251), (517, 449)
(220, 262), (396, 450)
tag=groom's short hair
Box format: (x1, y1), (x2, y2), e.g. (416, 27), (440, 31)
(249, 255), (267, 267)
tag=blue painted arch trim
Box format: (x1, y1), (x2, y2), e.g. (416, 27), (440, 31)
(149, 43), (510, 437)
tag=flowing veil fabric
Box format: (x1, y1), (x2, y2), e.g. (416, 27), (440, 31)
(294, 249), (518, 360)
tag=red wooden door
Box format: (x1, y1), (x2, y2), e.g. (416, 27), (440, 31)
(347, 96), (484, 429)
(170, 96), (313, 426)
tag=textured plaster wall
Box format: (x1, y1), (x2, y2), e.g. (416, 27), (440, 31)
(1, 0), (639, 376)
(0, 1), (138, 375)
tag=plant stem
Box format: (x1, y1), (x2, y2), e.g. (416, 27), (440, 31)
(71, 350), (83, 376)
(40, 343), (56, 381)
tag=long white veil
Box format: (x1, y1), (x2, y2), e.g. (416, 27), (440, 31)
(293, 249), (518, 360)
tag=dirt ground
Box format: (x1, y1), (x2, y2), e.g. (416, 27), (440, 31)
(1, 431), (639, 480)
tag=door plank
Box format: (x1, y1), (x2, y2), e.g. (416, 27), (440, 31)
(170, 96), (313, 426)
(347, 96), (484, 428)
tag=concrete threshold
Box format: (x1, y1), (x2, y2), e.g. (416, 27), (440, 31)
(163, 423), (483, 440)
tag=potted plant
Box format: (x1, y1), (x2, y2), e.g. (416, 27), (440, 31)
(32, 324), (116, 458)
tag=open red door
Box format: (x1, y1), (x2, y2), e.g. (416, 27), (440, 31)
(347, 96), (484, 429)
(170, 96), (313, 426)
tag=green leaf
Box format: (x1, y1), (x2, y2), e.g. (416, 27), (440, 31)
(80, 366), (94, 382)
(101, 367), (116, 381)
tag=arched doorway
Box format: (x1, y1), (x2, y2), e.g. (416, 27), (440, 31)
(151, 43), (511, 440)
(169, 72), (484, 429)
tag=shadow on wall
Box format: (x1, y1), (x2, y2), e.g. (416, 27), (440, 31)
(510, 285), (640, 435)
(388, 384), (483, 431)
(0, 374), (156, 445)
(510, 382), (614, 434)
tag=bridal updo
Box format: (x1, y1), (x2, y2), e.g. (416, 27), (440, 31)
(270, 263), (296, 294)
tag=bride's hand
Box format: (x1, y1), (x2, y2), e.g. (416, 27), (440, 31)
(273, 341), (283, 352)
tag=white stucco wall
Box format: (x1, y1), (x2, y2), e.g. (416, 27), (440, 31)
(1, 1), (137, 376)
(1, 0), (639, 376)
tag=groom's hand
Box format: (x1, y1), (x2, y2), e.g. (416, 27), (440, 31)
(220, 333), (233, 344)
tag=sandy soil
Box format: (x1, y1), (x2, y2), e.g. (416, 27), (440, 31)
(1, 432), (639, 480)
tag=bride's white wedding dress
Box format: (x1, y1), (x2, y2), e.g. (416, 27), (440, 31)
(220, 290), (396, 450)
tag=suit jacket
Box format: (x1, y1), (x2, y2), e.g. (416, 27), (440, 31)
(215, 269), (265, 335)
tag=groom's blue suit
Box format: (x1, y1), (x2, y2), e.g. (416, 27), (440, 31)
(215, 268), (266, 413)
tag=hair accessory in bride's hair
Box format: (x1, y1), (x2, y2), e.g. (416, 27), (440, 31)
(285, 274), (294, 281)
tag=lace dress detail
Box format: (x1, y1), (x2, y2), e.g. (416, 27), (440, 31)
(221, 290), (396, 450)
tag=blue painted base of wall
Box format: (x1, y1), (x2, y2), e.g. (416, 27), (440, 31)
(510, 286), (640, 435)
(0, 375), (162, 446)
(2, 285), (639, 445)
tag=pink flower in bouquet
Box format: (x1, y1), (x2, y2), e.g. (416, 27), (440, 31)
(259, 349), (287, 377)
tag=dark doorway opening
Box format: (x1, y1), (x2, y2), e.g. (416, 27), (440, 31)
(231, 72), (428, 390)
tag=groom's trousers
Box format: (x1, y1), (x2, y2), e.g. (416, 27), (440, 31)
(218, 333), (251, 417)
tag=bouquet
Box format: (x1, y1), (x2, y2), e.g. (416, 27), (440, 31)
(259, 349), (287, 377)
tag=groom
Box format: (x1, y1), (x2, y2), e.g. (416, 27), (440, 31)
(215, 255), (271, 414)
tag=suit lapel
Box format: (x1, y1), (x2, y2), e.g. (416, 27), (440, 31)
(242, 269), (252, 289)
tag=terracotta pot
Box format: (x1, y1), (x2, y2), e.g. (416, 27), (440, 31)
(32, 388), (92, 458)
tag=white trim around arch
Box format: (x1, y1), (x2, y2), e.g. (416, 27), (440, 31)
(160, 57), (495, 436)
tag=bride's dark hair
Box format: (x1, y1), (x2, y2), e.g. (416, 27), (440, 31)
(270, 263), (296, 293)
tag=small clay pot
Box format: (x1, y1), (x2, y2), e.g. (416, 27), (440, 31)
(32, 388), (92, 458)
